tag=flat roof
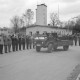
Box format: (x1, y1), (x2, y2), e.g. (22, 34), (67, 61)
(37, 4), (47, 7)
(25, 25), (72, 30)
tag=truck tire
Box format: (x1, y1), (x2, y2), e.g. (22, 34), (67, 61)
(63, 46), (69, 51)
(47, 43), (53, 53)
(36, 46), (41, 52)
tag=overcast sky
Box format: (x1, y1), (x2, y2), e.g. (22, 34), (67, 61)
(0, 0), (80, 27)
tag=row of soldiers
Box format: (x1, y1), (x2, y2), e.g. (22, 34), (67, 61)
(73, 33), (80, 46)
(0, 34), (34, 54)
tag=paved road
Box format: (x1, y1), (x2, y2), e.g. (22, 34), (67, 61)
(0, 46), (80, 80)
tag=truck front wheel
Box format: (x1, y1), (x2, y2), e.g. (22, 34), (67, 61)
(36, 46), (41, 52)
(47, 44), (53, 53)
(63, 46), (69, 51)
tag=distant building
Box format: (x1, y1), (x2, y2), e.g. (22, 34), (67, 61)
(26, 25), (72, 36)
(36, 4), (47, 25)
(0, 27), (13, 35)
(0, 27), (9, 35)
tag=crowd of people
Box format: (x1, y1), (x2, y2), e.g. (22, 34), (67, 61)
(0, 31), (80, 54)
(0, 33), (34, 54)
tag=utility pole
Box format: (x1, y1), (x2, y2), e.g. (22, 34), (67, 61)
(57, 4), (60, 27)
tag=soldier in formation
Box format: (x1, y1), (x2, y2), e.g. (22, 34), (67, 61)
(18, 35), (22, 50)
(26, 35), (29, 49)
(3, 35), (8, 53)
(11, 35), (16, 52)
(0, 34), (4, 54)
(15, 35), (18, 51)
(7, 35), (12, 52)
(22, 35), (26, 50)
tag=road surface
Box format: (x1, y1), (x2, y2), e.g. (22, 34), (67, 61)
(0, 46), (80, 80)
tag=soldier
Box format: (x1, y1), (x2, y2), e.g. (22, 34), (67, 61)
(29, 36), (32, 49)
(15, 35), (18, 51)
(3, 35), (8, 53)
(32, 33), (36, 49)
(78, 35), (80, 46)
(7, 35), (12, 52)
(74, 33), (77, 46)
(31, 34), (35, 49)
(26, 35), (29, 49)
(18, 35), (22, 50)
(11, 35), (16, 52)
(0, 35), (4, 54)
(22, 35), (25, 50)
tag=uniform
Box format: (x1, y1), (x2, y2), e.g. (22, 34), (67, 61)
(26, 36), (29, 49)
(15, 36), (18, 51)
(28, 36), (32, 49)
(7, 36), (12, 52)
(0, 35), (4, 54)
(78, 36), (80, 46)
(18, 36), (22, 50)
(74, 35), (77, 46)
(31, 35), (35, 49)
(3, 35), (8, 53)
(22, 36), (25, 50)
(11, 35), (16, 52)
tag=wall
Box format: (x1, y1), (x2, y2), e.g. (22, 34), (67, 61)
(26, 26), (72, 36)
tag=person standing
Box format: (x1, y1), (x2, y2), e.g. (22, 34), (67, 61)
(7, 35), (12, 52)
(74, 34), (77, 46)
(11, 35), (16, 52)
(15, 35), (18, 51)
(78, 35), (80, 46)
(18, 35), (22, 50)
(29, 36), (32, 49)
(3, 35), (8, 53)
(22, 35), (25, 50)
(0, 35), (4, 54)
(26, 35), (29, 49)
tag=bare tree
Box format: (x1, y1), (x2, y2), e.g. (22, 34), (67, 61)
(23, 9), (34, 26)
(11, 15), (20, 33)
(76, 17), (80, 25)
(50, 12), (59, 26)
(19, 18), (24, 27)
(73, 17), (80, 33)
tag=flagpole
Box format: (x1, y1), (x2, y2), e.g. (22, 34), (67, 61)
(58, 4), (59, 21)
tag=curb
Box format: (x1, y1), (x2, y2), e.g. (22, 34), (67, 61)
(67, 64), (80, 80)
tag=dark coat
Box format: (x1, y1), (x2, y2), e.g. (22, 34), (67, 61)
(0, 36), (4, 45)
(3, 36), (8, 46)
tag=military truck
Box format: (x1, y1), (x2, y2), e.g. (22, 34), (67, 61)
(33, 33), (73, 53)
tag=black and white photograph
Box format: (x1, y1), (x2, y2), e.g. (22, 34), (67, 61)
(0, 0), (80, 80)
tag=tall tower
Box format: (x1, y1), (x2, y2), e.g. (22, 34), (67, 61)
(36, 4), (47, 25)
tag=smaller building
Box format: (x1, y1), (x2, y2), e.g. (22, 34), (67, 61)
(0, 27), (9, 35)
(0, 27), (14, 36)
(26, 25), (72, 36)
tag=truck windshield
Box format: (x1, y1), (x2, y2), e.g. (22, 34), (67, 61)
(34, 37), (47, 40)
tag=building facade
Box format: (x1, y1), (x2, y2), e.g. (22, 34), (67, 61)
(26, 25), (72, 36)
(36, 4), (47, 25)
(25, 4), (72, 36)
